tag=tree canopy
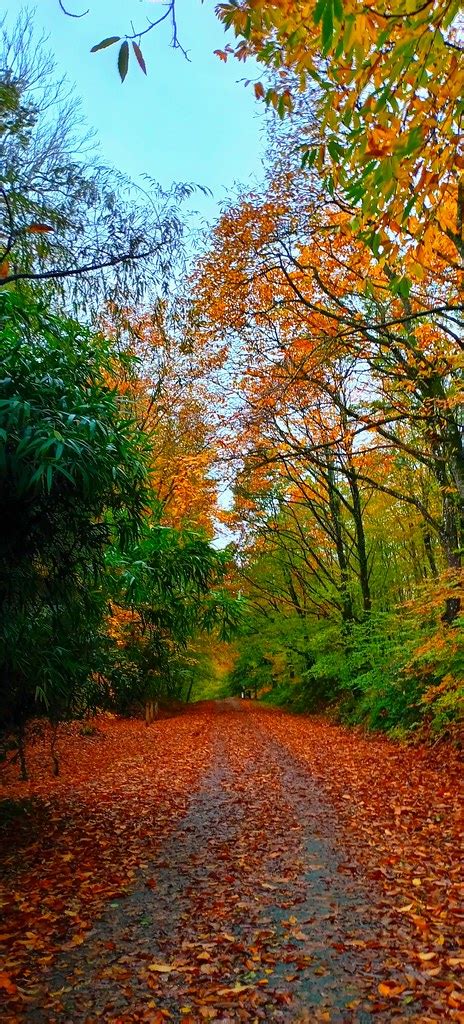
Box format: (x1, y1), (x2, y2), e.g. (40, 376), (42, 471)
(1, 3), (462, 771)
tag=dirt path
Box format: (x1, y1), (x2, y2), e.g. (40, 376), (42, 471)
(1, 703), (463, 1023)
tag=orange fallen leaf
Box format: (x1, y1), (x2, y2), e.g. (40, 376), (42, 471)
(378, 981), (406, 997)
(0, 972), (17, 994)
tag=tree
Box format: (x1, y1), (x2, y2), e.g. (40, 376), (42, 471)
(187, 136), (462, 730)
(105, 526), (243, 714)
(0, 15), (188, 312)
(216, 0), (464, 264)
(192, 177), (462, 619)
(0, 289), (149, 774)
(58, 0), (187, 81)
(61, 1), (463, 265)
(102, 302), (221, 536)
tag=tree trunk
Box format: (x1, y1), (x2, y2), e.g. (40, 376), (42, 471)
(440, 493), (461, 624)
(327, 461), (354, 623)
(145, 700), (156, 725)
(347, 465), (371, 615)
(423, 531), (438, 578)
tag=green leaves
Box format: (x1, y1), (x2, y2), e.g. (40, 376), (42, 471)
(301, 146), (317, 170)
(313, 0), (326, 25)
(0, 290), (154, 730)
(314, 0), (342, 54)
(321, 1), (334, 53)
(90, 35), (148, 82)
(90, 36), (121, 53)
(105, 526), (239, 708)
(118, 41), (129, 83)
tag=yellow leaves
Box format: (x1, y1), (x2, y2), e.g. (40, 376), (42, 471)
(218, 0), (463, 263)
(348, 14), (370, 48)
(148, 962), (177, 973)
(217, 982), (253, 995)
(405, 257), (425, 280)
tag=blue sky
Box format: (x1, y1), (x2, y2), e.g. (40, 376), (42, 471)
(28, 1), (267, 221)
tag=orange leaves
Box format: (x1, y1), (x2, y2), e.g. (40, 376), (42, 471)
(1, 705), (462, 1020)
(366, 126), (395, 159)
(67, 931), (87, 947)
(26, 222), (54, 233)
(378, 980), (406, 998)
(192, 155), (462, 639)
(100, 303), (220, 535)
(265, 710), (463, 1019)
(0, 712), (214, 1014)
(0, 972), (17, 995)
(216, 0), (463, 262)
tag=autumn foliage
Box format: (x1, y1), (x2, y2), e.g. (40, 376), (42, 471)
(216, 0), (464, 265)
(0, 7), (463, 1024)
(1, 705), (463, 1021)
(190, 79), (463, 730)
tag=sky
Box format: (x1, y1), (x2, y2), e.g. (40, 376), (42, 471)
(25, 0), (267, 223)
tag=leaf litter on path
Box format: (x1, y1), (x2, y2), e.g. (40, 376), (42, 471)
(0, 701), (462, 1022)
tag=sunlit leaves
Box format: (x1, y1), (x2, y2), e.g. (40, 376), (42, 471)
(216, 0), (464, 264)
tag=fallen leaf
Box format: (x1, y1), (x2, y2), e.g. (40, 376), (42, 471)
(0, 972), (17, 995)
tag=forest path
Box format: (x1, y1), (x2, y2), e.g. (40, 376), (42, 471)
(1, 703), (462, 1023)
